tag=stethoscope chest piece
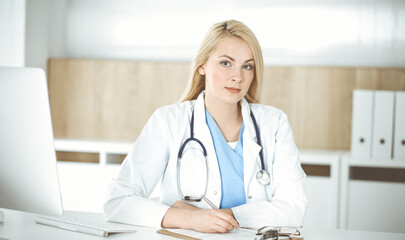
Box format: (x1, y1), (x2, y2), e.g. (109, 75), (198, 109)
(256, 170), (270, 186)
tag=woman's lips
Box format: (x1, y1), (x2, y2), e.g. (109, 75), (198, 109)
(225, 87), (241, 93)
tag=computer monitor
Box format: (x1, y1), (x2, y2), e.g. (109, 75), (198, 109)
(0, 66), (63, 216)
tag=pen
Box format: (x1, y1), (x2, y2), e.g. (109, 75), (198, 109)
(201, 195), (218, 209)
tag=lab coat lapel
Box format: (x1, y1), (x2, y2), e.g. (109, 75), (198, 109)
(241, 98), (262, 193)
(193, 93), (221, 199)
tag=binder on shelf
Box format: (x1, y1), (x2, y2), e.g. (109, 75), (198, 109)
(394, 91), (405, 160)
(351, 90), (374, 158)
(372, 91), (394, 159)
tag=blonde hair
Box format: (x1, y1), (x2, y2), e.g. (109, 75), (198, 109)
(181, 19), (264, 103)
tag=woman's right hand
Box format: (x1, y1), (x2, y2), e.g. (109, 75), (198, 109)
(190, 208), (239, 233)
(161, 200), (239, 233)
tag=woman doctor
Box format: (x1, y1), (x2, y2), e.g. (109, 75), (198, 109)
(104, 20), (307, 233)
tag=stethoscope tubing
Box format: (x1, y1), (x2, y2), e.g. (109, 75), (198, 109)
(249, 111), (265, 174)
(176, 105), (270, 202)
(177, 108), (207, 159)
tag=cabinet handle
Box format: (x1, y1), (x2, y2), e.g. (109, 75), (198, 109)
(380, 139), (385, 145)
(402, 140), (405, 146)
(359, 137), (365, 143)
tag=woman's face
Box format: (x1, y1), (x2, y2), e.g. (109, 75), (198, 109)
(199, 37), (255, 106)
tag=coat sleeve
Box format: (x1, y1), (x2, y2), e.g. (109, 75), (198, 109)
(232, 112), (307, 228)
(103, 108), (171, 228)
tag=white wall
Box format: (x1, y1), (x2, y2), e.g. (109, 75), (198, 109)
(48, 0), (66, 59)
(24, 0), (66, 71)
(62, 0), (405, 67)
(24, 0), (50, 70)
(0, 0), (25, 67)
(0, 0), (65, 71)
(15, 0), (405, 70)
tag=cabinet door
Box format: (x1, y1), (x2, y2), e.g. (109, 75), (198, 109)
(301, 152), (340, 229)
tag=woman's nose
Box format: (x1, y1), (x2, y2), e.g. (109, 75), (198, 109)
(232, 69), (242, 82)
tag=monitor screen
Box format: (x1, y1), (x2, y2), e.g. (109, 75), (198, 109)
(0, 67), (63, 216)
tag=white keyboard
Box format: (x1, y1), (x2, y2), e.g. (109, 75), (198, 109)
(35, 211), (138, 237)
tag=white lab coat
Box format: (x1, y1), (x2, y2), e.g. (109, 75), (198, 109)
(104, 92), (307, 228)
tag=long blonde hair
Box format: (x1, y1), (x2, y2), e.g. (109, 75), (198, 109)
(181, 19), (264, 103)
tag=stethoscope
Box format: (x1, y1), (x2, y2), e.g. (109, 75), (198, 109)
(176, 106), (271, 202)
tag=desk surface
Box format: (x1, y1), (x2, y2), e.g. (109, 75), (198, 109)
(1, 208), (405, 240)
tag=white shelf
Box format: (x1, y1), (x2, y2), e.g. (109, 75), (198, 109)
(345, 157), (405, 169)
(54, 138), (133, 165)
(300, 149), (347, 165)
(54, 138), (133, 153)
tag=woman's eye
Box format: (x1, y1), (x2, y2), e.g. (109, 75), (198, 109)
(221, 61), (231, 67)
(243, 65), (253, 70)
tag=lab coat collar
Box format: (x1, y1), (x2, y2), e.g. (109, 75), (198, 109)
(193, 92), (210, 140)
(193, 91), (257, 143)
(193, 91), (256, 140)
(240, 98), (256, 141)
(193, 92), (262, 197)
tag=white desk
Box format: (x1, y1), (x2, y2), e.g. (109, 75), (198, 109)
(1, 208), (405, 240)
(0, 208), (159, 240)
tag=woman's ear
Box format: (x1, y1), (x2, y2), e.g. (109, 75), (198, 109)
(198, 65), (206, 75)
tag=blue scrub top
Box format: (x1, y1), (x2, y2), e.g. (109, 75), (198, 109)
(205, 110), (246, 209)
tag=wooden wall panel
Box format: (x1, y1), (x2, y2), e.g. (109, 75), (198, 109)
(48, 59), (190, 140)
(261, 67), (356, 150)
(261, 66), (405, 149)
(48, 59), (405, 150)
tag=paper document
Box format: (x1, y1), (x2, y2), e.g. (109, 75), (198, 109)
(159, 228), (257, 240)
(158, 228), (304, 240)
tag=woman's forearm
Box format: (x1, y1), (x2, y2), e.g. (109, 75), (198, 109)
(161, 206), (194, 229)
